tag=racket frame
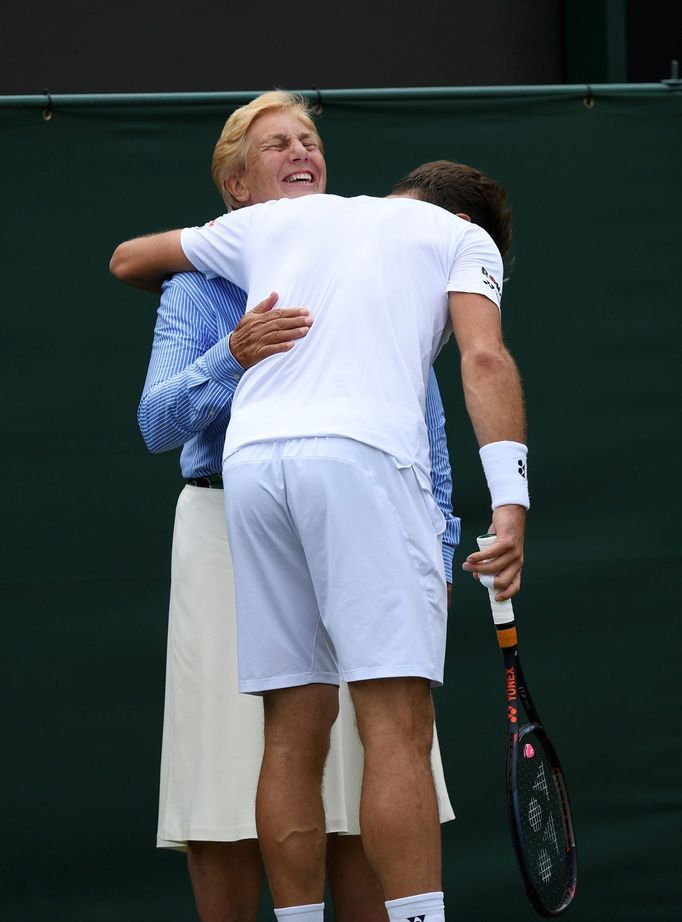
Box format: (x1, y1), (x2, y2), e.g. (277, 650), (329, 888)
(502, 640), (577, 917)
(477, 533), (577, 917)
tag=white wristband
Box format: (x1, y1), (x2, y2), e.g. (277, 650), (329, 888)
(479, 440), (530, 510)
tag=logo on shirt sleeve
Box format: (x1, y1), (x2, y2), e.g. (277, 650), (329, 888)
(481, 266), (501, 297)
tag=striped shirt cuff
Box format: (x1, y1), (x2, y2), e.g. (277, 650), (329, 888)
(203, 334), (245, 385)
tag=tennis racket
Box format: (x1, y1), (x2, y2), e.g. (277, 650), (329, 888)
(477, 533), (577, 917)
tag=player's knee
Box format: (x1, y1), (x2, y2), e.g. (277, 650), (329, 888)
(350, 677), (434, 754)
(263, 684), (339, 755)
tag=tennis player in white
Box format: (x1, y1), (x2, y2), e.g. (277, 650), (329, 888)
(110, 161), (529, 922)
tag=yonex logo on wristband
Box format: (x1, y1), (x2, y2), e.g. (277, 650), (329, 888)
(480, 440), (530, 510)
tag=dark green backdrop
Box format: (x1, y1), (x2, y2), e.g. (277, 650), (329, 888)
(2, 87), (679, 920)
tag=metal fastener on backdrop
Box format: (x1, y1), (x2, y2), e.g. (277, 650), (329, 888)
(42, 88), (53, 121)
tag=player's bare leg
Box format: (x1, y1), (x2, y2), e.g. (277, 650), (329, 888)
(326, 833), (388, 921)
(348, 677), (441, 899)
(186, 839), (264, 922)
(256, 683), (339, 908)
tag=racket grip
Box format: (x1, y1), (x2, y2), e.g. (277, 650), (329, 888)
(476, 533), (515, 625)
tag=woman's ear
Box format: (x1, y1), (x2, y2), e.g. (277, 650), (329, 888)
(225, 175), (251, 206)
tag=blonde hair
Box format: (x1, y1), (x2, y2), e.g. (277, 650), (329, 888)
(211, 90), (323, 209)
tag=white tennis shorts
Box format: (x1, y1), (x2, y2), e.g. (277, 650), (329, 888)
(222, 437), (448, 694)
(157, 482), (454, 848)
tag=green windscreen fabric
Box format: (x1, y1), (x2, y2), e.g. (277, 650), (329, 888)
(1, 90), (679, 920)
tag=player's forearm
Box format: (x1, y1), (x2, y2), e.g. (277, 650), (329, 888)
(109, 230), (192, 293)
(460, 345), (526, 448)
(460, 343), (528, 595)
(455, 316), (528, 597)
(109, 239), (168, 293)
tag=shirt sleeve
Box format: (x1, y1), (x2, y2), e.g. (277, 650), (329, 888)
(425, 367), (461, 582)
(181, 211), (251, 289)
(447, 223), (504, 311)
(137, 275), (247, 454)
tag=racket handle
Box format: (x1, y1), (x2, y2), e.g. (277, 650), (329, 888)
(476, 533), (515, 626)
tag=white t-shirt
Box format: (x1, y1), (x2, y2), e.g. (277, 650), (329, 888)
(181, 193), (503, 483)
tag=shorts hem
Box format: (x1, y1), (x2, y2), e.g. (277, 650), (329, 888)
(239, 671), (340, 694)
(340, 665), (443, 687)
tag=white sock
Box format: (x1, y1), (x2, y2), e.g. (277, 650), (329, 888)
(274, 902), (324, 922)
(385, 891), (445, 922)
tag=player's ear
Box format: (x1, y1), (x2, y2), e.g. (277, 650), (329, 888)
(456, 212), (472, 222)
(225, 175), (251, 206)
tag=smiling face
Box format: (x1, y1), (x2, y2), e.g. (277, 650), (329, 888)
(226, 111), (327, 207)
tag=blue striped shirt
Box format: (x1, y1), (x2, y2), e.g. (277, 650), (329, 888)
(138, 272), (461, 580)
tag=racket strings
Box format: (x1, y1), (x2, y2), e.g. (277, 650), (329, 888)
(514, 727), (574, 913)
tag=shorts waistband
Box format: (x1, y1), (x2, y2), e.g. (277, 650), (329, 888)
(186, 473), (223, 489)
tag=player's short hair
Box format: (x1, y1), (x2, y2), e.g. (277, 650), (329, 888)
(211, 90), (323, 210)
(391, 160), (513, 266)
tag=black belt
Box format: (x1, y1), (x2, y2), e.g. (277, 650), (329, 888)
(186, 473), (223, 489)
